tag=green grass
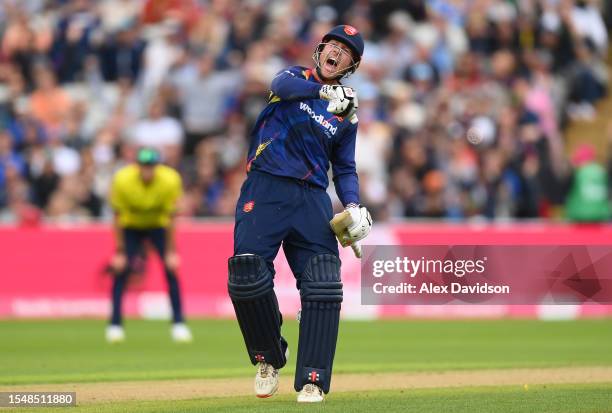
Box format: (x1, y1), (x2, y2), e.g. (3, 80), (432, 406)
(0, 319), (611, 385)
(5, 384), (612, 413)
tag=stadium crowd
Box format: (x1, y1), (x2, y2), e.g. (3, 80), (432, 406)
(0, 0), (609, 222)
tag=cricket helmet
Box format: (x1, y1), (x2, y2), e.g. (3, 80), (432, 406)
(313, 25), (364, 79)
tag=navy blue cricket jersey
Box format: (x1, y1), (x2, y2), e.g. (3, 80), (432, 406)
(245, 66), (359, 206)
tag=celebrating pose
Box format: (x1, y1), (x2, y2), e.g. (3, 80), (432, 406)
(227, 25), (372, 402)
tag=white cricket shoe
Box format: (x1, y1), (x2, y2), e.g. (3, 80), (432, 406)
(105, 325), (125, 343)
(171, 323), (193, 343)
(254, 362), (279, 398)
(297, 383), (324, 403)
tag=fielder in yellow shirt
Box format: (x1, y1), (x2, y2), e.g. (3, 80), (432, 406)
(106, 147), (192, 343)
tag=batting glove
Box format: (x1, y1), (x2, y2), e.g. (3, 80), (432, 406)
(319, 85), (356, 115)
(319, 84), (339, 101)
(345, 205), (372, 243)
(329, 205), (372, 259)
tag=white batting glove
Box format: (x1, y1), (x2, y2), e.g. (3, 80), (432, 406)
(319, 84), (339, 101)
(345, 205), (372, 243)
(319, 85), (356, 115)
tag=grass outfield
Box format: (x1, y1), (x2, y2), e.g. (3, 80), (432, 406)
(5, 384), (612, 413)
(0, 319), (611, 412)
(1, 319), (611, 385)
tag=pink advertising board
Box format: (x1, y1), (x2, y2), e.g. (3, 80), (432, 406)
(1, 222), (611, 320)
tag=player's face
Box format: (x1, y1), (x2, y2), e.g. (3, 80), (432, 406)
(319, 40), (355, 79)
(139, 164), (156, 183)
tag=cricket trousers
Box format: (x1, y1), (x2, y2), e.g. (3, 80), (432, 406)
(110, 228), (185, 326)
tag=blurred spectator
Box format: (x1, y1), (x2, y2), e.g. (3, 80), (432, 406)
(141, 0), (201, 30)
(129, 97), (184, 167)
(569, 0), (608, 55)
(29, 66), (72, 131)
(50, 0), (100, 83)
(98, 0), (141, 34)
(98, 24), (145, 83)
(141, 20), (183, 100)
(566, 144), (611, 221)
(30, 155), (59, 210)
(169, 51), (242, 153)
(0, 130), (27, 208)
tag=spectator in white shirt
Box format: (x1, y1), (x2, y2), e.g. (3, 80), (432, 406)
(129, 97), (184, 167)
(570, 0), (608, 55)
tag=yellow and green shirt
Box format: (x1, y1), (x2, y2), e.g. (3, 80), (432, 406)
(110, 164), (182, 229)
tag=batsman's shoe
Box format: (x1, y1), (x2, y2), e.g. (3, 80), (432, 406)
(171, 323), (193, 343)
(254, 362), (279, 398)
(297, 383), (324, 403)
(105, 325), (125, 343)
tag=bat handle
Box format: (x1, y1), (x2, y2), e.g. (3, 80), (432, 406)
(351, 242), (362, 259)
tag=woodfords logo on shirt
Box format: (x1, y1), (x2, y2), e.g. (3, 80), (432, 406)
(299, 102), (338, 136)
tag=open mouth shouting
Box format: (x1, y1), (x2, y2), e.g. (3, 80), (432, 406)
(324, 55), (341, 74)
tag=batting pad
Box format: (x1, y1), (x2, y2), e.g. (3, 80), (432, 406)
(228, 255), (287, 369)
(295, 254), (342, 393)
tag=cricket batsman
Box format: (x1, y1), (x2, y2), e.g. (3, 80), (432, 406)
(106, 147), (192, 343)
(227, 25), (372, 402)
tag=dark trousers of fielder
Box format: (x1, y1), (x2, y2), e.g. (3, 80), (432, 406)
(110, 227), (185, 326)
(228, 170), (342, 393)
